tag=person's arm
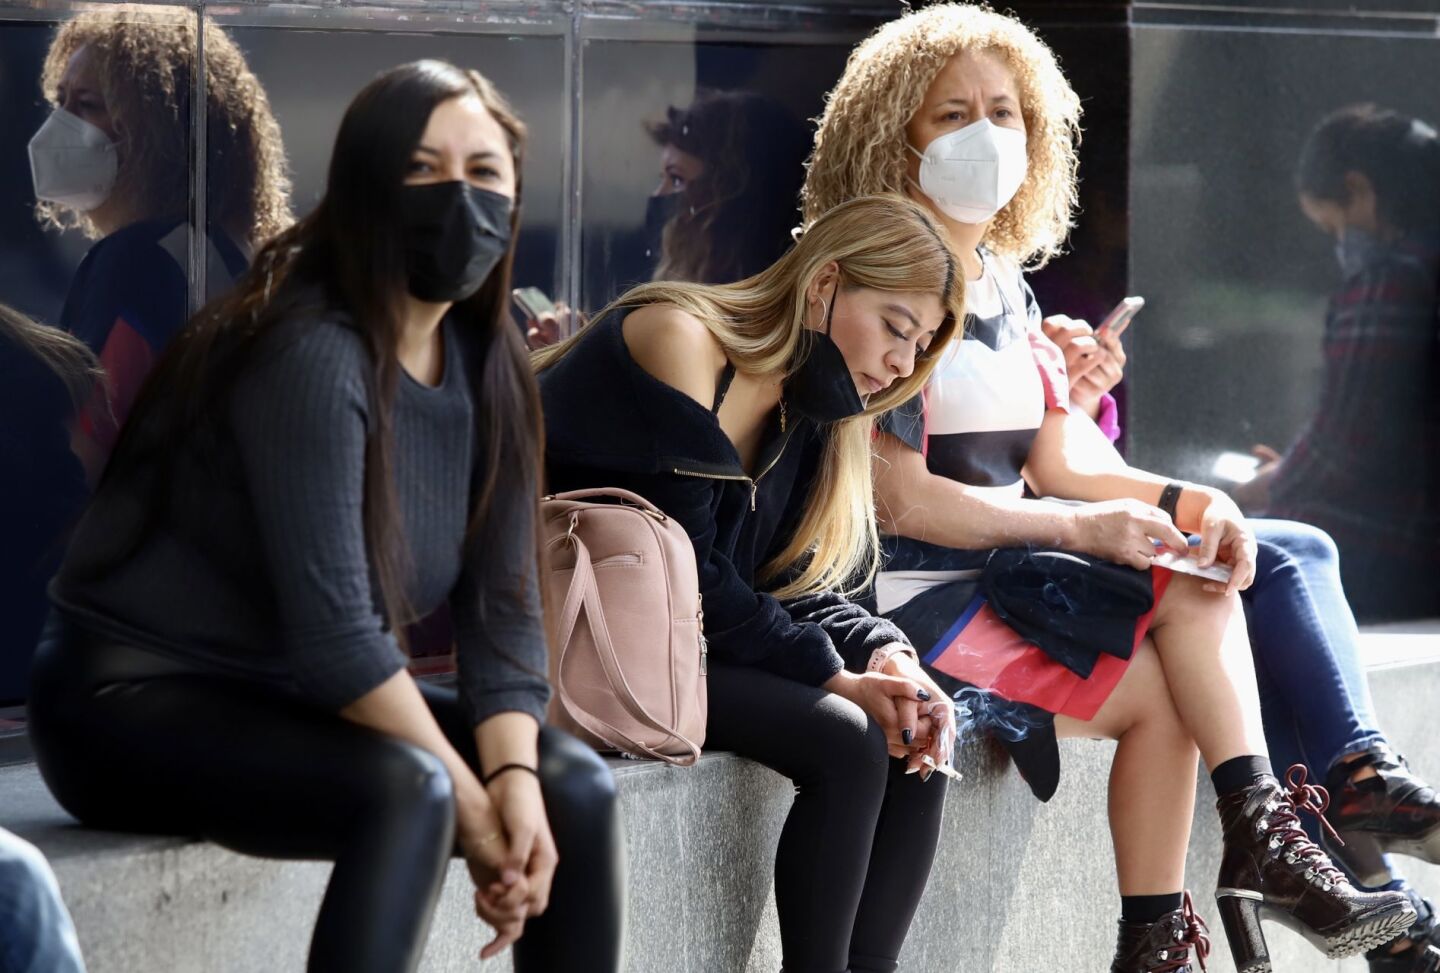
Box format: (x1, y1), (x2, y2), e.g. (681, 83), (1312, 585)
(230, 324), (526, 953)
(874, 428), (1084, 551)
(1022, 407), (1257, 591)
(450, 452), (556, 928)
(872, 396), (1193, 577)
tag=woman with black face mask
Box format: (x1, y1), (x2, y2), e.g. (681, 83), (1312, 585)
(28, 61), (623, 973)
(536, 193), (964, 973)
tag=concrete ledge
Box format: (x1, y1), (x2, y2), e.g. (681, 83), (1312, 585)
(4, 628), (1438, 972)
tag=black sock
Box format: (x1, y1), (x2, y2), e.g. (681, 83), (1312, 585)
(1211, 755), (1273, 796)
(1121, 892), (1184, 924)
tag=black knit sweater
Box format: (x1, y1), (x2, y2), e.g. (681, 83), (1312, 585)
(52, 310), (550, 725)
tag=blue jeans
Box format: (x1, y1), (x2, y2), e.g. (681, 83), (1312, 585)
(1244, 519), (1397, 885)
(0, 828), (86, 973)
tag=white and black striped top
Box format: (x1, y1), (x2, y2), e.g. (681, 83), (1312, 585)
(874, 249), (1070, 615)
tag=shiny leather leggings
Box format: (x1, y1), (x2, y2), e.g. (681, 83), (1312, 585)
(27, 622), (624, 973)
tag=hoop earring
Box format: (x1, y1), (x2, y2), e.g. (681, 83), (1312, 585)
(814, 296), (829, 329)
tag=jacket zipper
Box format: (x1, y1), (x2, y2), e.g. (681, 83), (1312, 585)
(672, 428), (796, 511)
(672, 468), (758, 509)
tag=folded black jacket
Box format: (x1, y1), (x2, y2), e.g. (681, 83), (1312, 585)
(980, 547), (1154, 680)
(540, 312), (908, 686)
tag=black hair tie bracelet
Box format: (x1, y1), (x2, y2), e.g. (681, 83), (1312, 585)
(482, 763), (540, 786)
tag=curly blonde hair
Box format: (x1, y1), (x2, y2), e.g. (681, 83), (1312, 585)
(37, 5), (291, 249)
(802, 2), (1080, 269)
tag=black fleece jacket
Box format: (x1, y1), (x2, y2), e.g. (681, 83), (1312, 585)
(540, 312), (908, 686)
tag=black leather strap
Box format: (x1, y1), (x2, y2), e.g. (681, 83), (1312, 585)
(711, 362), (736, 413)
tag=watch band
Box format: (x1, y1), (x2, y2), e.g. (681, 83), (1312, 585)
(1158, 481), (1185, 523)
(867, 644), (917, 673)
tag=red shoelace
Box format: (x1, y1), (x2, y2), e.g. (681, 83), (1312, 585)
(1151, 891), (1210, 972)
(1266, 764), (1348, 886)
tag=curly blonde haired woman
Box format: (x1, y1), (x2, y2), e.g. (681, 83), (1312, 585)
(803, 5), (1415, 971)
(538, 193), (963, 973)
(30, 4), (291, 476)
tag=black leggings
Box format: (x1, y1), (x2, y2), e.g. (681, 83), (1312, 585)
(705, 665), (949, 973)
(27, 622), (624, 973)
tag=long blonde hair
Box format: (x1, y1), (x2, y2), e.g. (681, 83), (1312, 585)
(37, 5), (292, 249)
(802, 2), (1081, 270)
(537, 193), (964, 599)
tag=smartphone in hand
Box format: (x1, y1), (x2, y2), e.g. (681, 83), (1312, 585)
(1095, 296), (1144, 339)
(512, 286), (556, 320)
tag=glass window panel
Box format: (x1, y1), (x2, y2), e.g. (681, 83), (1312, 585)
(212, 13), (569, 309)
(577, 32), (861, 310)
(0, 4), (198, 707)
(1131, 25), (1440, 619)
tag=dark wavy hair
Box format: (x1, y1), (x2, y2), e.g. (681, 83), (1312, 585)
(91, 60), (542, 649)
(1297, 104), (1440, 237)
(646, 89), (811, 284)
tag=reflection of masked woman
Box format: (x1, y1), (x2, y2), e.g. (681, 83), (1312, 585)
(1258, 104), (1440, 620)
(643, 89), (811, 285)
(30, 5), (291, 478)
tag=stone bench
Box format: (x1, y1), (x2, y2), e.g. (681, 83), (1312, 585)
(3, 624), (1437, 972)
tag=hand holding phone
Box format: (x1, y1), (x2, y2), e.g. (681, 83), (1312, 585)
(1095, 296), (1144, 339)
(511, 286), (556, 320)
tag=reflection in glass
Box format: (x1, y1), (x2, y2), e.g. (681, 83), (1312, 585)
(642, 89), (810, 285)
(32, 5), (291, 479)
(0, 7), (291, 702)
(1236, 105), (1440, 620)
(580, 40), (853, 310)
(0, 307), (98, 704)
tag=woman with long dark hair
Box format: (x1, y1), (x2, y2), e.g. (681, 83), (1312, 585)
(28, 61), (622, 972)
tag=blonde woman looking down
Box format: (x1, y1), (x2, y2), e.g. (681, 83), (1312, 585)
(537, 194), (963, 973)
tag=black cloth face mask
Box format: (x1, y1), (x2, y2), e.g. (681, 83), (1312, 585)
(643, 192), (682, 262)
(785, 281), (866, 425)
(400, 181), (512, 303)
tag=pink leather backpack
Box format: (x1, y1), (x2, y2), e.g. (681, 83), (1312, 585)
(541, 488), (707, 766)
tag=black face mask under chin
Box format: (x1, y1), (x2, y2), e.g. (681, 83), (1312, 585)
(400, 181), (513, 303)
(785, 283), (866, 425)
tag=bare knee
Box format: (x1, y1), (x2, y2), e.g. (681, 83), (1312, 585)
(1080, 639), (1193, 745)
(1154, 570), (1241, 625)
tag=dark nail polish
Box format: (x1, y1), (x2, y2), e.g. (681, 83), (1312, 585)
(901, 728), (913, 745)
(916, 689), (931, 701)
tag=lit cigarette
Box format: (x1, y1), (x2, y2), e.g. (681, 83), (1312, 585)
(921, 754), (963, 781)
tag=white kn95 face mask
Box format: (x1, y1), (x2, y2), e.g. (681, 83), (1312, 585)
(29, 108), (119, 212)
(908, 118), (1027, 225)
